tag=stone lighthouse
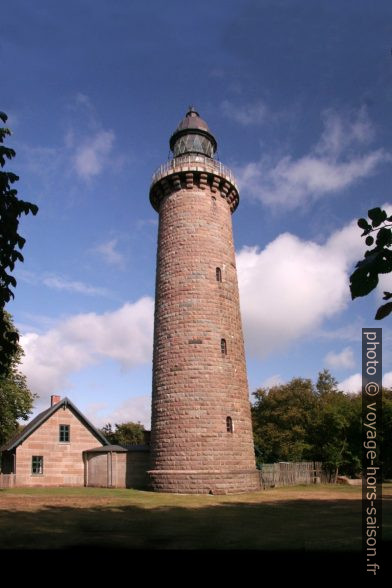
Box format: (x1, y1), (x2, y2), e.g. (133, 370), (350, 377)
(148, 107), (260, 494)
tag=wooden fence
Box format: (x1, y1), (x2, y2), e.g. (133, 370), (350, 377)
(259, 462), (326, 488)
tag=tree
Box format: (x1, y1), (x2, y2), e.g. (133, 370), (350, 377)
(0, 111), (38, 376)
(0, 312), (37, 446)
(251, 370), (362, 479)
(251, 378), (317, 464)
(100, 421), (145, 446)
(315, 368), (339, 397)
(350, 207), (392, 320)
(310, 373), (361, 481)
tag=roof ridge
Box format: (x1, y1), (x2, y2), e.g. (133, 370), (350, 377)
(1, 397), (109, 451)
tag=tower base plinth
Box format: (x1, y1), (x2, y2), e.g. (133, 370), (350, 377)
(147, 469), (261, 494)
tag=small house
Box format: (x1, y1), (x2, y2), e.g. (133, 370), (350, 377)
(0, 395), (108, 487)
(0, 395), (151, 490)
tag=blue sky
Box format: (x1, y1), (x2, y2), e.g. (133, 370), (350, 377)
(2, 0), (392, 427)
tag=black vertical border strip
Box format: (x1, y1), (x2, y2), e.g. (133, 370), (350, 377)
(362, 328), (383, 576)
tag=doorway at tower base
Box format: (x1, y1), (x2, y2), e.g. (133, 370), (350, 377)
(147, 469), (261, 494)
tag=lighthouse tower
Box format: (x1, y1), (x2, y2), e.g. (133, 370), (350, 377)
(148, 107), (260, 494)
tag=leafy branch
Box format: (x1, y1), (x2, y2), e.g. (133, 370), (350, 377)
(0, 111), (39, 375)
(349, 207), (392, 320)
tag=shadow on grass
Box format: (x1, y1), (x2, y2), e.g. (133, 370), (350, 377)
(2, 492), (391, 576)
(1, 496), (390, 550)
(1, 495), (392, 577)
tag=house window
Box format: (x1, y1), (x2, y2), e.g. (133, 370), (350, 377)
(32, 456), (43, 475)
(226, 416), (233, 433)
(59, 424), (70, 442)
(216, 267), (222, 282)
(221, 338), (227, 355)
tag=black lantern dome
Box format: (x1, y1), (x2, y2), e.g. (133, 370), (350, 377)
(169, 106), (217, 158)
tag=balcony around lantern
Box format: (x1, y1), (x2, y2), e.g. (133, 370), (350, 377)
(151, 153), (238, 191)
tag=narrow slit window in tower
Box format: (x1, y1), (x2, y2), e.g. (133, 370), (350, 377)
(221, 338), (227, 355)
(216, 267), (222, 282)
(226, 416), (233, 433)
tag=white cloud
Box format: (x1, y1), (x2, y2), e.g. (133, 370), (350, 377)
(42, 274), (111, 297)
(338, 373), (362, 394)
(15, 312), (59, 335)
(18, 269), (111, 298)
(74, 92), (95, 110)
(383, 372), (392, 389)
(237, 219), (364, 358)
(324, 347), (355, 370)
(260, 374), (284, 389)
(73, 130), (115, 180)
(87, 396), (151, 429)
(236, 109), (390, 208)
(136, 218), (158, 230)
(221, 99), (268, 126)
(315, 322), (363, 342)
(339, 371), (392, 394)
(20, 298), (154, 407)
(93, 238), (125, 268)
(17, 96), (119, 189)
(67, 94), (126, 180)
(315, 107), (374, 157)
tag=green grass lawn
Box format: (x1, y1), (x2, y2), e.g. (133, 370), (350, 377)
(0, 484), (390, 551)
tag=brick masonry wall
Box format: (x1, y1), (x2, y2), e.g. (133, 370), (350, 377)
(148, 470), (261, 495)
(149, 170), (260, 493)
(15, 406), (104, 486)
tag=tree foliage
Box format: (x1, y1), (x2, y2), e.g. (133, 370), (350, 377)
(350, 207), (392, 320)
(0, 312), (37, 446)
(309, 371), (361, 479)
(100, 421), (146, 446)
(251, 370), (364, 479)
(252, 378), (316, 463)
(0, 111), (38, 376)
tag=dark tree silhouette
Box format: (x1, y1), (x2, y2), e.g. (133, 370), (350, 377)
(0, 312), (37, 446)
(0, 111), (38, 376)
(100, 422), (145, 446)
(350, 207), (392, 320)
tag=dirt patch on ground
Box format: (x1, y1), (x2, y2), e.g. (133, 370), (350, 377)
(261, 489), (361, 501)
(0, 495), (116, 511)
(0, 486), (364, 512)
